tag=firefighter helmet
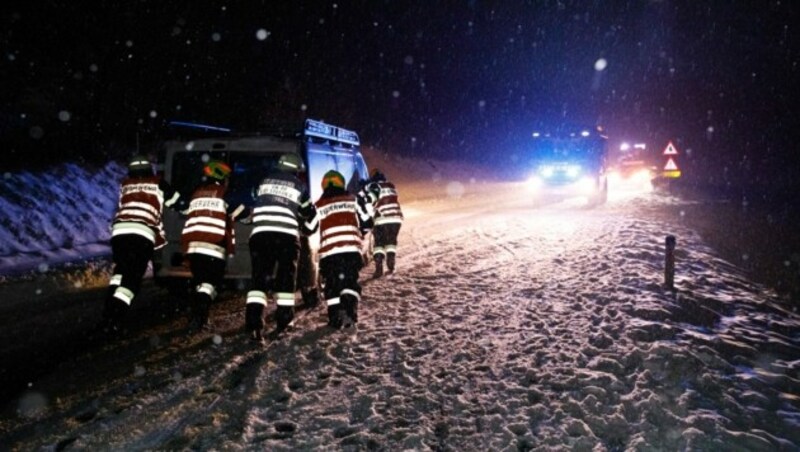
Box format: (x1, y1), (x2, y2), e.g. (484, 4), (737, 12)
(128, 155), (153, 175)
(370, 168), (386, 182)
(321, 170), (345, 190)
(204, 160), (232, 181)
(277, 153), (305, 172)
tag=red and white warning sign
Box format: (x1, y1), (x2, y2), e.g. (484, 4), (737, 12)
(663, 141), (679, 156)
(662, 156), (681, 178)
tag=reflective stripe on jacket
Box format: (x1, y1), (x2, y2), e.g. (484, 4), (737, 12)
(373, 181), (403, 226)
(250, 171), (315, 238)
(311, 189), (371, 260)
(181, 183), (235, 259)
(112, 176), (181, 249)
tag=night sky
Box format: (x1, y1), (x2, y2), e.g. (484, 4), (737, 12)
(2, 1), (799, 188)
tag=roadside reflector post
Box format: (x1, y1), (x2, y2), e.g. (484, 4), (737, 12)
(665, 235), (676, 290)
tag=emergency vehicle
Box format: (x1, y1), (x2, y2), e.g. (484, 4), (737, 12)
(526, 126), (609, 205)
(152, 119), (371, 304)
(607, 142), (657, 191)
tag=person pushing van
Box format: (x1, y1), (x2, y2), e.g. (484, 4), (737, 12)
(181, 159), (247, 331)
(103, 155), (186, 334)
(363, 168), (404, 278)
(306, 170), (373, 329)
(245, 153), (316, 340)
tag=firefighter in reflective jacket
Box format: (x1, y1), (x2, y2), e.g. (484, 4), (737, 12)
(181, 160), (247, 331)
(245, 153), (316, 340)
(103, 155), (185, 333)
(364, 169), (403, 278)
(306, 170), (373, 328)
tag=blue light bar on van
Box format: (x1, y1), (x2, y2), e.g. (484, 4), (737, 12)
(168, 121), (232, 133)
(304, 119), (360, 146)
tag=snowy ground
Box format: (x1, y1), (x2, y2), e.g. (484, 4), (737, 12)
(0, 156), (799, 450)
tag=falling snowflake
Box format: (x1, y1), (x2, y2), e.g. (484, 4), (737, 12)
(594, 58), (607, 71)
(256, 29), (270, 41)
(17, 391), (47, 419)
(446, 181), (465, 198)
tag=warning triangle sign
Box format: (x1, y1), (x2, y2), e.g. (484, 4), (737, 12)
(664, 157), (679, 171)
(663, 141), (679, 156)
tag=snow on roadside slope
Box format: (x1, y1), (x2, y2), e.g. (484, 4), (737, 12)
(0, 162), (125, 276)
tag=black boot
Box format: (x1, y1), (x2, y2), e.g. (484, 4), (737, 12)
(373, 254), (384, 278)
(275, 306), (295, 333)
(341, 295), (358, 327)
(102, 297), (129, 335)
(245, 303), (265, 340)
(188, 295), (210, 332)
(327, 304), (342, 329)
(387, 253), (396, 273)
(302, 288), (319, 309)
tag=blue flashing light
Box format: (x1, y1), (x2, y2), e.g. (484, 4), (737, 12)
(581, 130), (590, 137)
(168, 121), (232, 133)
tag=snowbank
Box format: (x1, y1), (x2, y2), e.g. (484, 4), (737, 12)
(0, 163), (125, 276)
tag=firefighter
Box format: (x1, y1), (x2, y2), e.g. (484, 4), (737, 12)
(306, 170), (373, 329)
(365, 168), (404, 278)
(181, 159), (247, 331)
(245, 153), (316, 340)
(103, 155), (185, 333)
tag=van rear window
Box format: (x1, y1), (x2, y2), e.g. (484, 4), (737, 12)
(172, 151), (284, 208)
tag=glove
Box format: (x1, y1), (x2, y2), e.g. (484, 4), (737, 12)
(367, 182), (381, 200)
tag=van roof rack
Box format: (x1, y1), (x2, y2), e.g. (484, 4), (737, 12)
(303, 119), (360, 146)
(164, 118), (360, 146)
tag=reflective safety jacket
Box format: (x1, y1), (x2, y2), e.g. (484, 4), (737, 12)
(181, 182), (245, 260)
(112, 175), (182, 249)
(250, 171), (316, 238)
(308, 187), (373, 260)
(371, 181), (403, 226)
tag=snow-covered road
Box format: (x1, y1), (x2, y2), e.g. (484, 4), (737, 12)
(2, 185), (799, 450)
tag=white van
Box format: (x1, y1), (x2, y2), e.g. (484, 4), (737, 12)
(152, 119), (371, 305)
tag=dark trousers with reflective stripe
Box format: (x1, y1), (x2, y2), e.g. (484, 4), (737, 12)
(187, 253), (226, 325)
(373, 223), (401, 255)
(106, 234), (154, 313)
(249, 231), (300, 295)
(320, 252), (363, 322)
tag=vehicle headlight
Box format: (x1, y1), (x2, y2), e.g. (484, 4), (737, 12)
(538, 165), (555, 178)
(565, 165), (581, 178)
(527, 175), (543, 191)
(632, 169), (652, 183)
(577, 176), (596, 193)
